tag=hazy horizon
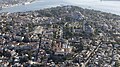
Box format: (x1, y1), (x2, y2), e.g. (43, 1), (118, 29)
(0, 0), (120, 15)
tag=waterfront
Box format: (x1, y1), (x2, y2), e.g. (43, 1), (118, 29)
(0, 0), (120, 15)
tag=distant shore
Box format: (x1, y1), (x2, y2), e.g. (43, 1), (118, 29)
(0, 0), (36, 10)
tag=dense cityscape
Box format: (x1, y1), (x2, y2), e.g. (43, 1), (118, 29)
(0, 5), (120, 67)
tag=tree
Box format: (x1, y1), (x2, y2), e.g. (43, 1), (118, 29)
(115, 60), (120, 67)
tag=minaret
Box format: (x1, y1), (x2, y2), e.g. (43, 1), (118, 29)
(83, 20), (87, 32)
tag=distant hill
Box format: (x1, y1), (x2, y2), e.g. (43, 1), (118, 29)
(0, 0), (35, 4)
